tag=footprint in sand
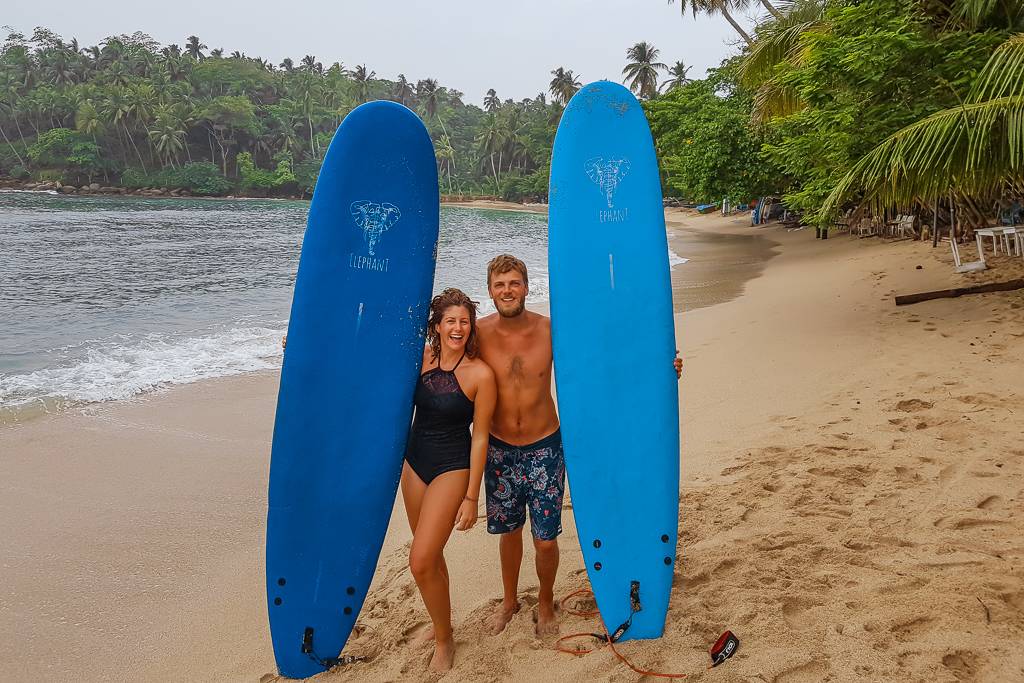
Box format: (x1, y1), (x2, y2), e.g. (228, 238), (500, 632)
(942, 650), (981, 680)
(772, 658), (830, 682)
(782, 598), (823, 630)
(890, 615), (933, 642)
(895, 398), (934, 412)
(399, 621), (433, 649)
(977, 495), (1002, 510)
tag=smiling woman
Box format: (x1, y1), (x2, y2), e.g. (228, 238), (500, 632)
(401, 287), (496, 673)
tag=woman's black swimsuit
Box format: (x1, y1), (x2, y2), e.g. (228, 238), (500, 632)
(405, 352), (474, 485)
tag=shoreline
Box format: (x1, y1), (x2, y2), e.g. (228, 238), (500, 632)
(3, 213), (1022, 681)
(1, 178), (548, 209)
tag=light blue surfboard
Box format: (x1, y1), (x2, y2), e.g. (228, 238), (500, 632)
(548, 81), (679, 640)
(266, 101), (439, 678)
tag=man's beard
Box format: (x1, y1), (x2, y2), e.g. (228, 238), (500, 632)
(495, 296), (525, 318)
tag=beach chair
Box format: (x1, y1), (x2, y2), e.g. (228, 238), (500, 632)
(889, 214), (915, 238)
(950, 237), (987, 273)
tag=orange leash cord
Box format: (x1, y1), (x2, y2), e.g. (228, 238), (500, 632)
(554, 588), (688, 680)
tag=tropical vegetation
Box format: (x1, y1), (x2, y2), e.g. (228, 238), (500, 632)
(5, 1), (1024, 228)
(0, 28), (606, 200)
(658, 0), (1024, 229)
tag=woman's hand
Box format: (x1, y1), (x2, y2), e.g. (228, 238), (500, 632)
(455, 498), (478, 531)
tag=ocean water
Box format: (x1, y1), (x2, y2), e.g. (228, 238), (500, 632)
(0, 191), (687, 419)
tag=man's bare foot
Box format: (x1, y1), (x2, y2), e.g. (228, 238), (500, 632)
(535, 600), (559, 636)
(428, 638), (455, 673)
(485, 600), (519, 635)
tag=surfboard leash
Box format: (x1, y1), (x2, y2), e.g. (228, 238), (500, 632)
(301, 626), (367, 671)
(554, 587), (688, 680)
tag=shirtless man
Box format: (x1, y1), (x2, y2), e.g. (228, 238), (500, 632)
(476, 254), (563, 636)
(477, 254), (681, 636)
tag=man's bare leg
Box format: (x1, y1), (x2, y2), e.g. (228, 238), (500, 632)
(486, 527), (523, 634)
(533, 537), (559, 635)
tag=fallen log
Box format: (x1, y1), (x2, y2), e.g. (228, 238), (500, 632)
(895, 278), (1024, 306)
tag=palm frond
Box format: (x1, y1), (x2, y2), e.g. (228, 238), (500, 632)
(739, 0), (825, 89)
(751, 78), (805, 124)
(823, 94), (1024, 216)
(970, 33), (1024, 101)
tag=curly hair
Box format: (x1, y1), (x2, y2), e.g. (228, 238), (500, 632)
(426, 288), (480, 362)
(486, 254), (528, 289)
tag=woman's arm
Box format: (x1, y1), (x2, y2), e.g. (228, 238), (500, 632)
(455, 365), (496, 531)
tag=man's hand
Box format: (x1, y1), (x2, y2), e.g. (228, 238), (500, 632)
(281, 335), (287, 350)
(673, 350), (682, 379)
(455, 498), (478, 531)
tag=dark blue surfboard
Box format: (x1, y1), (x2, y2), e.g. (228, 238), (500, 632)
(548, 82), (679, 640)
(266, 101), (438, 678)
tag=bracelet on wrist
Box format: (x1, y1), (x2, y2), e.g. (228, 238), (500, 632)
(464, 495), (478, 503)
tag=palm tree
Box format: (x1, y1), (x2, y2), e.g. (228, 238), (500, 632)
(484, 88), (501, 113)
(475, 114), (505, 188)
(148, 106), (187, 167)
(416, 78), (442, 123)
(352, 65), (376, 104)
(185, 35), (207, 61)
(0, 95), (26, 165)
(622, 42), (667, 99)
(300, 55), (323, 75)
(739, 0), (826, 124)
(823, 33), (1024, 221)
(393, 74), (415, 107)
(436, 134), (457, 192)
(209, 48), (224, 58)
(668, 0), (754, 45)
(660, 61), (693, 92)
(280, 57), (295, 72)
(549, 67), (582, 106)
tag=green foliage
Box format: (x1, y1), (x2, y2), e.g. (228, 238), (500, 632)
(178, 162), (232, 195)
(1, 26), (562, 198)
(26, 128), (80, 165)
(754, 0), (1008, 224)
(237, 151), (297, 194)
(500, 165), (550, 202)
(10, 163), (29, 179)
(119, 162), (230, 195)
(26, 128), (104, 182)
(645, 71), (779, 203)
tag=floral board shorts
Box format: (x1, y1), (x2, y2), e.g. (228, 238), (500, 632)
(485, 430), (565, 541)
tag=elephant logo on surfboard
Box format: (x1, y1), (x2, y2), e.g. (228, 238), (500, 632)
(585, 157), (631, 208)
(350, 201), (401, 256)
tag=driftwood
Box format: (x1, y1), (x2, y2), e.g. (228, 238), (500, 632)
(895, 279), (1024, 306)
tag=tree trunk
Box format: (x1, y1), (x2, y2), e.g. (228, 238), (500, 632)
(124, 124), (147, 172)
(12, 117), (27, 147)
(0, 125), (25, 165)
(759, 0), (782, 18)
(721, 9), (754, 45)
(489, 154), (499, 189)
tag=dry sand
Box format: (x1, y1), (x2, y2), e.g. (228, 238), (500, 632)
(2, 211), (1022, 682)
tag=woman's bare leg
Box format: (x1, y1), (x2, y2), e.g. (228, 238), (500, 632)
(408, 469), (468, 673)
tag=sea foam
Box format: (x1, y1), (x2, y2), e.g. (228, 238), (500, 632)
(0, 326), (284, 410)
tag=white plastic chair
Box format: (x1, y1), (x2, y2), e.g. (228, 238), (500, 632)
(951, 238), (987, 273)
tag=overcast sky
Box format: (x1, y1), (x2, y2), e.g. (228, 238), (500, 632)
(5, 1), (758, 104)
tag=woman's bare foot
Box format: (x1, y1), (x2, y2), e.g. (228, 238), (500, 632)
(535, 600), (559, 636)
(485, 600), (520, 635)
(428, 638), (455, 673)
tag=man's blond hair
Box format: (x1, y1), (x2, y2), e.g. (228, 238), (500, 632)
(487, 254), (528, 288)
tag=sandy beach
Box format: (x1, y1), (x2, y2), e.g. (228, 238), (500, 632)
(2, 209), (1022, 682)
